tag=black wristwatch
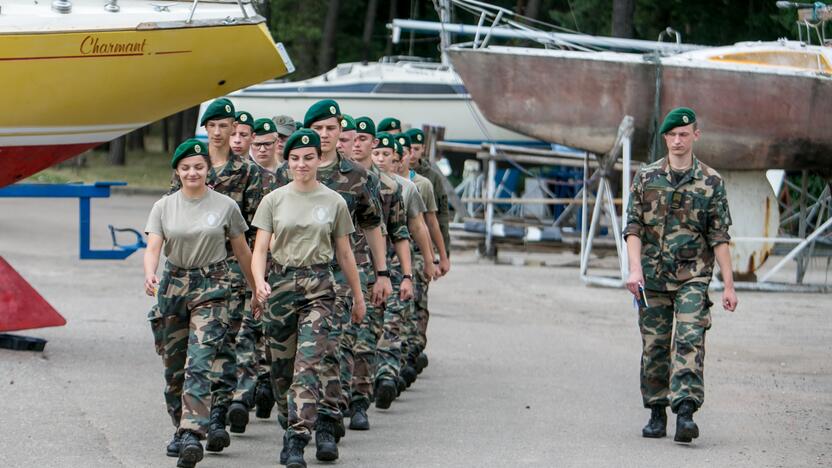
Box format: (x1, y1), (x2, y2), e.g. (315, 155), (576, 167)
(376, 270), (390, 278)
(433, 259), (440, 265)
(402, 274), (413, 280)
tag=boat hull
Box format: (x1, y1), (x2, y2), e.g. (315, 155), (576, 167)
(0, 22), (291, 187)
(447, 47), (832, 170)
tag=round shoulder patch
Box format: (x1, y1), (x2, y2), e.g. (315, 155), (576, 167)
(329, 105), (337, 115)
(301, 135), (310, 144)
(194, 144), (201, 153)
(359, 122), (367, 130)
(224, 104), (231, 113)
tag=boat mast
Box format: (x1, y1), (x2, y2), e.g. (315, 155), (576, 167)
(438, 0), (452, 65)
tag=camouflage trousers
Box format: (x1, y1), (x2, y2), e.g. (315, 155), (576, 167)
(402, 252), (428, 364)
(639, 280), (712, 412)
(340, 267), (379, 407)
(263, 262), (337, 441)
(208, 259), (247, 410)
(230, 306), (265, 408)
(375, 268), (409, 385)
(155, 261), (230, 438)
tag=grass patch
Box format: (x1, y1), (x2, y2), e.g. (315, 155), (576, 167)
(27, 149), (172, 190)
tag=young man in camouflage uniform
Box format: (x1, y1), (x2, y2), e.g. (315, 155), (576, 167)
(271, 99), (390, 461)
(230, 111), (254, 159)
(624, 107), (738, 443)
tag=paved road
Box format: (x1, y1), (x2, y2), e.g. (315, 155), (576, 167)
(1, 195), (830, 467)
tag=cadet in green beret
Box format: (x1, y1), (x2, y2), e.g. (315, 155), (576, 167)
(625, 106), (737, 443)
(271, 114), (296, 163)
(158, 98), (268, 454)
(251, 118), (279, 173)
(377, 117), (402, 134)
(250, 128), (365, 468)
(231, 111), (255, 160)
(144, 138), (259, 468)
(337, 114), (357, 156)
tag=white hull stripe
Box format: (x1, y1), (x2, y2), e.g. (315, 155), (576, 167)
(0, 128), (139, 147)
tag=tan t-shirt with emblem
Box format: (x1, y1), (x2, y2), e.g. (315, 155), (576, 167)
(252, 183), (355, 267)
(394, 174), (426, 218)
(145, 189), (248, 269)
(411, 172), (438, 212)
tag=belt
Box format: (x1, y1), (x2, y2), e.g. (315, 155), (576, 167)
(166, 260), (228, 277)
(270, 261), (331, 275)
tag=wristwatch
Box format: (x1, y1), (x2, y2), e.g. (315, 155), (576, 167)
(402, 274), (413, 280)
(376, 270), (390, 277)
(433, 259), (440, 265)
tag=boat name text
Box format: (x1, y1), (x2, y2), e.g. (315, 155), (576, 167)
(80, 36), (147, 55)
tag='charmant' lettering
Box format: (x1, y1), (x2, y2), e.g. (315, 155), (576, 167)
(80, 36), (147, 55)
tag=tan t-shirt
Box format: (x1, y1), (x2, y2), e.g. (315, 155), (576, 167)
(394, 174), (426, 218)
(411, 172), (438, 212)
(145, 189), (248, 269)
(252, 183), (354, 267)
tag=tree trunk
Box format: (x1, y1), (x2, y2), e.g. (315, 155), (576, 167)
(362, 0), (379, 63)
(108, 136), (126, 166)
(318, 0), (341, 74)
(525, 0), (541, 20)
(162, 116), (170, 153)
(612, 0), (635, 38)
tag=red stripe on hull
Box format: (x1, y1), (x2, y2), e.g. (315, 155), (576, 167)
(0, 143), (101, 188)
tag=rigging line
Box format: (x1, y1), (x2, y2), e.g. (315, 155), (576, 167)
(566, 0), (580, 33)
(452, 0), (586, 35)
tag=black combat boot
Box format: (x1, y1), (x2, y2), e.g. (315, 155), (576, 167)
(255, 380), (275, 419)
(641, 405), (667, 438)
(401, 365), (418, 387)
(674, 400), (700, 443)
(315, 416), (339, 461)
(166, 431), (182, 457)
(278, 413), (288, 430)
(396, 376), (406, 396)
(227, 401), (249, 434)
(375, 379), (397, 410)
(279, 431), (289, 465)
(205, 405), (231, 452)
(284, 435), (308, 468)
(416, 352), (429, 373)
(177, 431), (203, 468)
(348, 400), (370, 431)
(334, 417), (345, 443)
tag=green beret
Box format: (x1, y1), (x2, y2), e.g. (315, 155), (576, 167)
(283, 129), (320, 160)
(253, 118), (277, 136)
(303, 99), (340, 128)
(396, 133), (411, 148)
(200, 98), (235, 126)
(271, 115), (296, 136)
(171, 138), (209, 168)
(235, 111), (254, 128)
(405, 128), (425, 144)
(659, 107), (696, 134)
(294, 121), (303, 130)
(377, 117), (401, 132)
(354, 117), (375, 135)
(394, 140), (403, 156)
(374, 132), (396, 150)
(340, 114), (356, 131)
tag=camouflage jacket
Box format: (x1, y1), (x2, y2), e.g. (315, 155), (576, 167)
(274, 152), (383, 268)
(168, 151), (266, 251)
(624, 156), (732, 291)
(369, 165), (410, 263)
(415, 157), (450, 257)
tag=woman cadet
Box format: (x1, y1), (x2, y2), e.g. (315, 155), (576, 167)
(251, 129), (366, 468)
(143, 139), (259, 468)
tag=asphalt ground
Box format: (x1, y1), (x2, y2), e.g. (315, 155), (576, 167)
(1, 194), (830, 467)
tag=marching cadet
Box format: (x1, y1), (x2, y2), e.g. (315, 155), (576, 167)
(250, 118), (280, 173)
(168, 98), (266, 454)
(230, 111), (254, 159)
(371, 132), (438, 410)
(336, 114), (357, 156)
(624, 107), (738, 443)
(377, 117), (402, 135)
(143, 139), (259, 468)
(396, 132), (449, 378)
(271, 114), (296, 164)
(271, 99), (390, 461)
(251, 129), (365, 468)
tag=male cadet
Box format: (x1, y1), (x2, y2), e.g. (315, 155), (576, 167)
(336, 114), (357, 155)
(230, 111), (255, 159)
(377, 117), (402, 135)
(624, 107), (738, 443)
(250, 118), (280, 173)
(272, 99), (390, 462)
(271, 114), (296, 163)
(162, 98), (266, 455)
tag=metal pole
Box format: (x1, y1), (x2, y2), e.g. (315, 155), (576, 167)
(581, 177), (606, 275)
(484, 146), (497, 258)
(797, 170), (808, 283)
(759, 215), (832, 283)
(580, 152), (589, 270)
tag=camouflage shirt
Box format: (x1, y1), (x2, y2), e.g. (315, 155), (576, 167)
(168, 151), (266, 252)
(414, 157), (450, 257)
(273, 152), (383, 268)
(369, 165), (410, 262)
(624, 156), (732, 292)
